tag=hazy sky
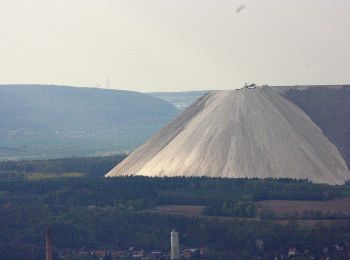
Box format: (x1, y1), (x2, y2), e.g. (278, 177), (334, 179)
(0, 0), (350, 92)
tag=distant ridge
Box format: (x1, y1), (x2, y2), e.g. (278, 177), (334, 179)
(149, 91), (208, 109)
(107, 86), (349, 185)
(0, 84), (177, 159)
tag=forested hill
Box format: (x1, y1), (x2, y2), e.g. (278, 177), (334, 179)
(0, 85), (177, 159)
(279, 85), (350, 167)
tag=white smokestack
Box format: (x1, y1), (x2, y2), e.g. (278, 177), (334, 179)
(45, 228), (53, 260)
(170, 229), (179, 260)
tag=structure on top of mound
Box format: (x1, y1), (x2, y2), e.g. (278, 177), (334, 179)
(106, 86), (349, 185)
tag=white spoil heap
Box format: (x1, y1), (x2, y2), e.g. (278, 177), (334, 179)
(106, 86), (349, 185)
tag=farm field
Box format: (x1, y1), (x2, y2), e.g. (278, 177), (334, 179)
(255, 198), (350, 215)
(276, 219), (350, 227)
(151, 202), (350, 227)
(151, 205), (206, 217)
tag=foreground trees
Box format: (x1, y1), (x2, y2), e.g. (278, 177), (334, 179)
(1, 157), (350, 258)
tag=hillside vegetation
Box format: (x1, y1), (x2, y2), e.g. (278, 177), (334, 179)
(281, 85), (350, 167)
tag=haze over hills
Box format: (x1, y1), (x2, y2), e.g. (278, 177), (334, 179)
(107, 86), (349, 185)
(0, 85), (177, 159)
(149, 91), (208, 109)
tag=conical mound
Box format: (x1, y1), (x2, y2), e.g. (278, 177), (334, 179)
(106, 86), (349, 185)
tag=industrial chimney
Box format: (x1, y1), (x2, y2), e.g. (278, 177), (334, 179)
(170, 229), (179, 260)
(45, 228), (54, 260)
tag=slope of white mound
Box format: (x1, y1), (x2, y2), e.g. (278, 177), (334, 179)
(106, 86), (349, 185)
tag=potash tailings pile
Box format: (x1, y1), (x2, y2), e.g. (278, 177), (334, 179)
(107, 85), (349, 185)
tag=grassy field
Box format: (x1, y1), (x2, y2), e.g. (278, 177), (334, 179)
(25, 172), (85, 180)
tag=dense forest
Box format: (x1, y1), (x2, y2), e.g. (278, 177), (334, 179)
(1, 157), (350, 259)
(0, 155), (126, 179)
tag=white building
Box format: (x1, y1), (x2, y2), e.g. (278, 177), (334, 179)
(170, 229), (180, 260)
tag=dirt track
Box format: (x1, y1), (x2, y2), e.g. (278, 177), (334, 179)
(151, 205), (205, 217)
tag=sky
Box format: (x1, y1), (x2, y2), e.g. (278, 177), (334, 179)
(0, 0), (349, 92)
